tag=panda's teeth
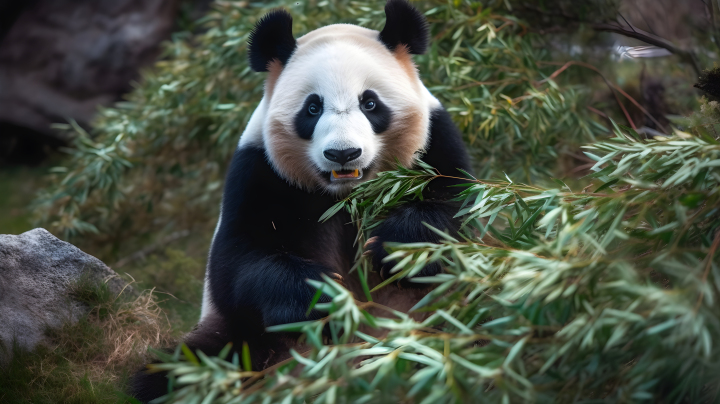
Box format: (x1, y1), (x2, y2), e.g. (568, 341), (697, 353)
(331, 169), (362, 181)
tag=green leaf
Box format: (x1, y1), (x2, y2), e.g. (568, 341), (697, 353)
(306, 284), (326, 317)
(180, 343), (199, 366)
(593, 178), (619, 193)
(319, 201), (347, 222)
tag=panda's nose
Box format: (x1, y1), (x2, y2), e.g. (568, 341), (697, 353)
(323, 148), (362, 166)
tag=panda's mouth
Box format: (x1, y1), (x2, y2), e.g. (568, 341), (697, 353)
(330, 169), (363, 182)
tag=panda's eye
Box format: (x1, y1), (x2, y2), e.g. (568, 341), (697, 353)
(308, 103), (321, 115)
(362, 99), (376, 111)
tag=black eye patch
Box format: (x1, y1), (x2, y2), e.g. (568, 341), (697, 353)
(359, 90), (392, 133)
(294, 94), (323, 140)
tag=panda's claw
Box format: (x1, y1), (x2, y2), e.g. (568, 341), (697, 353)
(363, 236), (379, 249)
(328, 272), (346, 288)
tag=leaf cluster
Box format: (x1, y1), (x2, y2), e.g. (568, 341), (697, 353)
(154, 122), (720, 403)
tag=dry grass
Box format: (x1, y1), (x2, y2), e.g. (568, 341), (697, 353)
(100, 289), (176, 380)
(104, 290), (174, 368)
(68, 280), (177, 383)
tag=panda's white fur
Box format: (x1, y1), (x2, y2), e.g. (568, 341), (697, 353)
(200, 209), (220, 320)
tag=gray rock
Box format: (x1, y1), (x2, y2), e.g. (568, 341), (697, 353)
(0, 228), (130, 360)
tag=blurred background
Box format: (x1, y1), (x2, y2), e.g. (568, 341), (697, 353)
(0, 0), (716, 385)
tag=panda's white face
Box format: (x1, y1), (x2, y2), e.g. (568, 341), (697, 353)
(242, 24), (439, 195)
(285, 40), (399, 194)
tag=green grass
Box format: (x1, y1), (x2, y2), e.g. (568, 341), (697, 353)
(0, 344), (131, 404)
(121, 247), (206, 332)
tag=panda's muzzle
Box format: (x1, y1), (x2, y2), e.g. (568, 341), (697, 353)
(323, 148), (364, 182)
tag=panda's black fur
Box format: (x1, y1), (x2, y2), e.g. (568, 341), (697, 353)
(379, 0), (430, 54)
(131, 1), (471, 401)
(247, 10), (296, 72)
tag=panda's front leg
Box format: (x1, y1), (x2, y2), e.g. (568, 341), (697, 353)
(217, 252), (336, 328)
(365, 200), (459, 283)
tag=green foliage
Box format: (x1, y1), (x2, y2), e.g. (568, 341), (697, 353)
(0, 343), (129, 404)
(0, 167), (45, 234)
(123, 248), (206, 331)
(396, 2), (606, 179)
(152, 123), (720, 403)
(500, 0), (621, 25)
(131, 248), (204, 303)
(34, 0), (603, 246)
(673, 96), (720, 140)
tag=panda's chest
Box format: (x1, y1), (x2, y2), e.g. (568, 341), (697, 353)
(239, 149), (356, 262)
(249, 199), (356, 274)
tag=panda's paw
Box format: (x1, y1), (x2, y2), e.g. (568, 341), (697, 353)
(364, 234), (441, 286)
(364, 201), (458, 286)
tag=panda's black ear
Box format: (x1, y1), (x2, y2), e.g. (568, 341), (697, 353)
(248, 9), (297, 72)
(378, 0), (429, 55)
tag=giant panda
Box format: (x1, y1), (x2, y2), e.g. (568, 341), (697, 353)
(132, 0), (471, 401)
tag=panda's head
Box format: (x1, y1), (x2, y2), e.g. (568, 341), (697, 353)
(244, 0), (439, 195)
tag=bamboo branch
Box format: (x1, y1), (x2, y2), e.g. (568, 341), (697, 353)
(538, 60), (669, 133)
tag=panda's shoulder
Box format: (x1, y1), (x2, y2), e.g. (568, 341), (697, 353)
(422, 107), (471, 173)
(223, 145), (332, 211)
(224, 146), (271, 191)
(222, 145), (290, 206)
